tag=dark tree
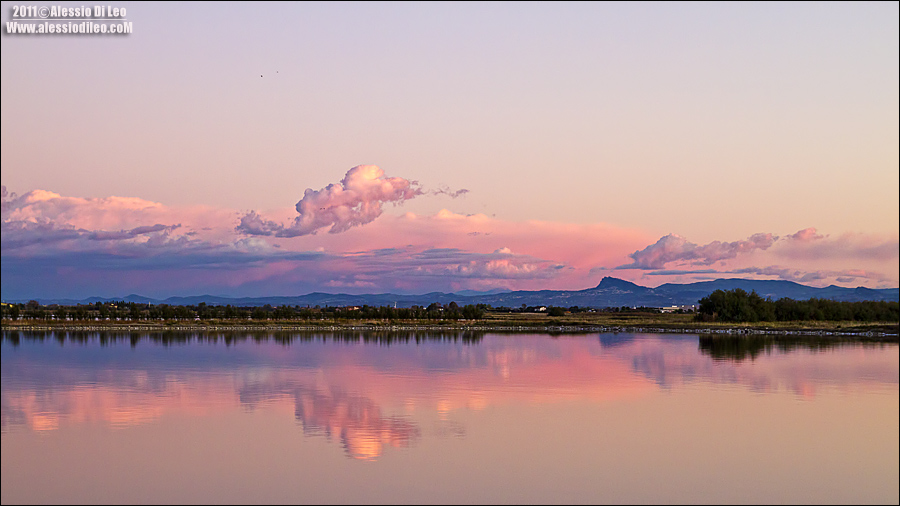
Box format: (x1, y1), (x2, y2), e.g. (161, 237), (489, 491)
(547, 306), (566, 317)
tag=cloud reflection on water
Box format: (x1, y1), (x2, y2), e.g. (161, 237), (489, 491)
(2, 332), (897, 460)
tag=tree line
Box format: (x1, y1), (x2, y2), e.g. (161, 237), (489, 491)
(4, 292), (896, 323)
(696, 289), (899, 323)
(0, 300), (488, 322)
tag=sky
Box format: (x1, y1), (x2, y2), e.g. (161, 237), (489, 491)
(1, 1), (898, 300)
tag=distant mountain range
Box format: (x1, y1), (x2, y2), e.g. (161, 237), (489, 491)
(9, 277), (898, 308)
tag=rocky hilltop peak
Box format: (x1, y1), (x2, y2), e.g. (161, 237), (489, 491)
(594, 277), (645, 291)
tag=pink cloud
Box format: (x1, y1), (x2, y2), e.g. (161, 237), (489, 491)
(694, 233), (777, 261)
(616, 234), (697, 270)
(237, 166), (429, 237)
(235, 210), (285, 237)
(4, 188), (166, 230)
(619, 227), (898, 288)
(2, 186), (235, 241)
(788, 227), (825, 242)
(619, 232), (778, 270)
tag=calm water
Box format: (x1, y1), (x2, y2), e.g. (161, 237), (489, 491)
(2, 330), (897, 504)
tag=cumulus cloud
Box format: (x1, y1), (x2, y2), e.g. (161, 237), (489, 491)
(3, 220), (188, 254)
(237, 165), (467, 237)
(235, 210), (285, 237)
(1, 187), (212, 255)
(620, 228), (896, 275)
(694, 233), (777, 261)
(618, 232), (778, 270)
(291, 165), (422, 235)
(3, 189), (166, 230)
(618, 234), (696, 270)
(614, 228), (899, 287)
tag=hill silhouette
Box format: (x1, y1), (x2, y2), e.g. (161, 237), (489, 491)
(12, 277), (898, 308)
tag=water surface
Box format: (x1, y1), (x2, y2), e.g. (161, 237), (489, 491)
(2, 331), (897, 504)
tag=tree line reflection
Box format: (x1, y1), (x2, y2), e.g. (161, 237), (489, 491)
(1, 329), (485, 347)
(698, 335), (896, 362)
(5, 330), (893, 362)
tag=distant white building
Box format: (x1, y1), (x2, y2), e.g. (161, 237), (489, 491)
(657, 304), (699, 313)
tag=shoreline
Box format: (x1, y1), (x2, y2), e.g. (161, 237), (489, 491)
(2, 321), (897, 339)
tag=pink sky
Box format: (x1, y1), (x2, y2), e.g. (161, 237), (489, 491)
(1, 3), (897, 298)
(2, 169), (896, 298)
